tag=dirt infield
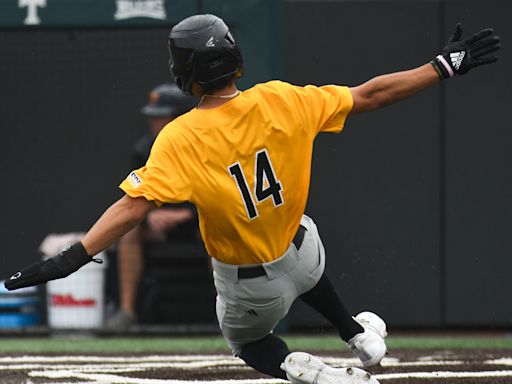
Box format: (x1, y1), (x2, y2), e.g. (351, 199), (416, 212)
(2, 349), (512, 383)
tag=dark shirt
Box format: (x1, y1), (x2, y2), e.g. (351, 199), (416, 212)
(132, 134), (198, 243)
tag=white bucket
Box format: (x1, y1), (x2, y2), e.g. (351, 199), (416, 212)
(46, 251), (107, 329)
(39, 233), (108, 329)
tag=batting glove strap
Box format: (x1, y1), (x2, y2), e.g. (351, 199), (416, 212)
(431, 56), (454, 79)
(4, 242), (99, 291)
(432, 23), (500, 80)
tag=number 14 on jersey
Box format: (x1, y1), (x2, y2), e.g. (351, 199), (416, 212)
(228, 149), (284, 220)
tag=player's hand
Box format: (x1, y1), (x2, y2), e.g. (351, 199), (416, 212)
(431, 23), (501, 79)
(4, 242), (98, 291)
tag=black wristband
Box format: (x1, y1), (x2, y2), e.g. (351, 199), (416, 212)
(430, 60), (443, 79)
(430, 57), (452, 80)
(51, 242), (92, 277)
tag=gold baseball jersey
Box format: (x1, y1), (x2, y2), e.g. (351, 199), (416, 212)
(120, 80), (353, 265)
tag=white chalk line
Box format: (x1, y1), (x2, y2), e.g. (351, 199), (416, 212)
(29, 369), (512, 383)
(5, 354), (510, 383)
(486, 358), (512, 365)
(0, 355), (471, 370)
(0, 360), (464, 372)
(0, 361), (246, 372)
(376, 370), (512, 380)
(0, 355), (446, 366)
(26, 381), (93, 384)
(0, 354), (233, 363)
(29, 371), (288, 384)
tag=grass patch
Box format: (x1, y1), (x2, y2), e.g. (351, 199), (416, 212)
(0, 337), (229, 353)
(283, 335), (512, 350)
(1, 335), (512, 353)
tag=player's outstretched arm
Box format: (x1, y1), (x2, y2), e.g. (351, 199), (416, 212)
(350, 23), (500, 115)
(4, 195), (155, 291)
(350, 64), (439, 114)
(81, 195), (155, 256)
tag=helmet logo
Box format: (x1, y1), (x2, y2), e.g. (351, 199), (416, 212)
(205, 36), (215, 47)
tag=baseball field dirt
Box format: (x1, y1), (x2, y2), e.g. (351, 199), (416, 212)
(2, 348), (512, 383)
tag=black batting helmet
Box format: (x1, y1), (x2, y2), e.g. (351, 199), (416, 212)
(141, 83), (196, 117)
(168, 14), (243, 95)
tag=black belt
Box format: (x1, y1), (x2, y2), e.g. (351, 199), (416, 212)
(237, 224), (307, 279)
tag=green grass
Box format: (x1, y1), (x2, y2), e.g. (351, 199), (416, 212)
(1, 335), (512, 353)
(0, 336), (229, 353)
(286, 335), (512, 350)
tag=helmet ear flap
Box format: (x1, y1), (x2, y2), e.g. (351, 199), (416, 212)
(169, 46), (196, 95)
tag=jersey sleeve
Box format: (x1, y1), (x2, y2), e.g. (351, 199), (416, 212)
(119, 128), (192, 206)
(288, 83), (353, 135)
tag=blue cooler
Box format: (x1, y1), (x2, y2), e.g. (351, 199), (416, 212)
(0, 283), (40, 328)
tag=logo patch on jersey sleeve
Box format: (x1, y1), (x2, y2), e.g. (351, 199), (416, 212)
(128, 172), (142, 188)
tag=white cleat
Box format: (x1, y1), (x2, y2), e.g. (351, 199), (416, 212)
(281, 352), (380, 384)
(348, 311), (388, 368)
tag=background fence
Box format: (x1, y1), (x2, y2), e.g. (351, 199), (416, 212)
(0, 0), (510, 329)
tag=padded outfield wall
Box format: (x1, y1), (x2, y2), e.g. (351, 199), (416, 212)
(284, 0), (512, 329)
(0, 0), (511, 328)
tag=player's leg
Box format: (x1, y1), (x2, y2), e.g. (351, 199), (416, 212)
(299, 272), (388, 367)
(215, 294), (291, 379)
(238, 334), (290, 379)
(212, 217), (380, 383)
(212, 218), (320, 380)
(213, 274), (292, 378)
(118, 225), (143, 316)
(106, 224), (143, 328)
(212, 237), (299, 379)
(299, 273), (363, 341)
(239, 335), (379, 384)
(295, 217), (387, 367)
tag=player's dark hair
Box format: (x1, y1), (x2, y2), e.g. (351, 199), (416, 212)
(200, 76), (236, 94)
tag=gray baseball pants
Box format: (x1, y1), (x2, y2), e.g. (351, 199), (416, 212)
(211, 214), (326, 354)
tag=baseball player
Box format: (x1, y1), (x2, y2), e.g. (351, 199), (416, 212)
(5, 14), (500, 384)
(107, 83), (198, 329)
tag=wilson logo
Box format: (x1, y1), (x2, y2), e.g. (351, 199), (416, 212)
(51, 294), (96, 307)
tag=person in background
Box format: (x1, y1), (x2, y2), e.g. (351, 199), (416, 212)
(106, 84), (198, 329)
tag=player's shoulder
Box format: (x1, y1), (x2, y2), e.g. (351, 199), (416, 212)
(154, 116), (192, 148)
(163, 112), (193, 133)
(250, 80), (328, 100)
(244, 80), (301, 106)
(250, 80), (295, 94)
